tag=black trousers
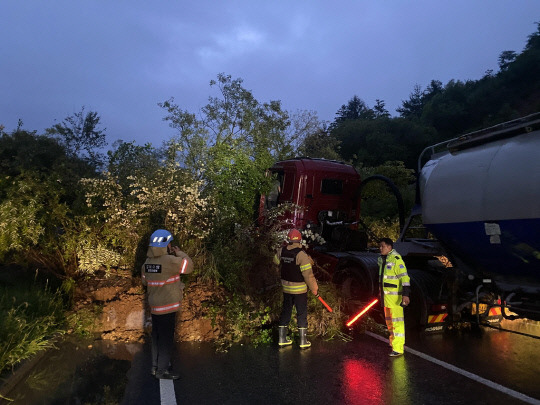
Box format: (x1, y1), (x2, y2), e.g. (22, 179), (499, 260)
(279, 292), (308, 328)
(151, 312), (177, 372)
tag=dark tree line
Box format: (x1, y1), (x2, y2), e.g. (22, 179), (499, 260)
(308, 22), (540, 171)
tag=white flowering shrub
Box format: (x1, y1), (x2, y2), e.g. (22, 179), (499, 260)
(77, 241), (122, 275)
(80, 165), (216, 275)
(301, 229), (326, 247)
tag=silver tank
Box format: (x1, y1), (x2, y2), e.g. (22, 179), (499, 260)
(418, 114), (540, 288)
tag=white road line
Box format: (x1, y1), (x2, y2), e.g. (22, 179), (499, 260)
(365, 331), (540, 405)
(159, 379), (177, 405)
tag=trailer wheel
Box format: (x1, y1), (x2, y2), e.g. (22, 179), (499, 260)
(405, 285), (427, 331)
(405, 269), (431, 332)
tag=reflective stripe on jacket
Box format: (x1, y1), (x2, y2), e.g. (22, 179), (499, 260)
(275, 243), (318, 295)
(141, 246), (194, 315)
(378, 249), (410, 308)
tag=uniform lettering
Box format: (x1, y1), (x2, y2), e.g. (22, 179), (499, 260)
(145, 264), (162, 273)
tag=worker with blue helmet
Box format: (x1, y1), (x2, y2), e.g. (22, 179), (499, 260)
(142, 229), (194, 380)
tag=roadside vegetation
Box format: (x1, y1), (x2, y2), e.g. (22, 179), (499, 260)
(0, 271), (65, 374)
(1, 23), (539, 374)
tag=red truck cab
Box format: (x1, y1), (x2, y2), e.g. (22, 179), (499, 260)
(260, 158), (362, 231)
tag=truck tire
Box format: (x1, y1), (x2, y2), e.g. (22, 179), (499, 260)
(340, 267), (373, 303)
(405, 269), (430, 331)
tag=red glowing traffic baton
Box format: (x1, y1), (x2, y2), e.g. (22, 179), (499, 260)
(346, 298), (379, 327)
(317, 295), (333, 312)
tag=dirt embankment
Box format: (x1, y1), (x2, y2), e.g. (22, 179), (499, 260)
(73, 270), (224, 343)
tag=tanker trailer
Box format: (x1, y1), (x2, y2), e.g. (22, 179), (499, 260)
(417, 113), (540, 322)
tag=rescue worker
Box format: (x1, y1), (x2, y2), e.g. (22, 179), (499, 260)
(274, 229), (318, 349)
(378, 237), (410, 357)
(141, 229), (194, 379)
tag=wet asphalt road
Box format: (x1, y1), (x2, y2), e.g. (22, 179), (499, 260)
(1, 321), (539, 405)
(122, 330), (539, 405)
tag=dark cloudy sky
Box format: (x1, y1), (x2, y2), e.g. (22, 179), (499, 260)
(1, 1), (538, 148)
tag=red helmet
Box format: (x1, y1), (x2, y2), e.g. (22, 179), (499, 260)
(287, 229), (302, 242)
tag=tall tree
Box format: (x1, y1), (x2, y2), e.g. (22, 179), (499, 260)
(298, 127), (341, 160)
(46, 107), (107, 169)
(159, 73), (292, 229)
(396, 84), (424, 119)
(373, 99), (390, 119)
(106, 140), (161, 192)
(331, 95), (375, 129)
(498, 50), (518, 71)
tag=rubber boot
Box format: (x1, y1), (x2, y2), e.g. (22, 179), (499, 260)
(298, 328), (311, 349)
(278, 326), (292, 347)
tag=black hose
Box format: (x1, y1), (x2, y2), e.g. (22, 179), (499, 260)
(356, 175), (405, 234)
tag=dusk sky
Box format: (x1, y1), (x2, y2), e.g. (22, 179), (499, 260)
(1, 1), (538, 149)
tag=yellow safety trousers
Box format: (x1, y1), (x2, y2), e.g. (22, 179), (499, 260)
(384, 306), (405, 353)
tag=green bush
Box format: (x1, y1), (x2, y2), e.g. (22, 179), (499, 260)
(0, 282), (66, 374)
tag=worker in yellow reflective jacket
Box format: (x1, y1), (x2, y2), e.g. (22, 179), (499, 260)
(142, 229), (194, 379)
(378, 237), (410, 357)
(273, 229), (318, 349)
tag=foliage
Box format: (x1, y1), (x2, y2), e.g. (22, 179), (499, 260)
(284, 110), (325, 159)
(2, 22), (540, 349)
(65, 305), (102, 337)
(206, 292), (274, 350)
(81, 152), (215, 274)
(106, 140), (161, 192)
(0, 280), (65, 375)
(359, 161), (416, 221)
(159, 73), (294, 239)
(331, 24), (540, 172)
(362, 217), (401, 246)
(306, 283), (350, 341)
(297, 127), (342, 160)
(46, 107), (107, 169)
(331, 95), (376, 128)
(0, 129), (96, 277)
(332, 118), (436, 169)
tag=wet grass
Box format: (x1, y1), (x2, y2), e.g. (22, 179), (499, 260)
(0, 280), (66, 376)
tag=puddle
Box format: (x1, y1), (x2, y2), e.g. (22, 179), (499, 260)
(0, 337), (142, 405)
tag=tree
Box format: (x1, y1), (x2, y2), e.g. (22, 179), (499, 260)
(498, 50), (518, 71)
(106, 140), (161, 192)
(424, 80), (444, 100)
(159, 73), (293, 231)
(0, 129), (97, 276)
(373, 99), (390, 119)
(524, 21), (540, 52)
(396, 84), (424, 119)
(331, 95), (375, 129)
(46, 107), (107, 169)
(331, 117), (435, 169)
(283, 110), (324, 160)
(360, 161), (415, 220)
(298, 127), (341, 160)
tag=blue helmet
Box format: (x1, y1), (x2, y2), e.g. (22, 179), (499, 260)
(149, 229), (173, 247)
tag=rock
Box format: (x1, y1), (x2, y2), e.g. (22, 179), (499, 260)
(77, 272), (227, 343)
(92, 287), (120, 302)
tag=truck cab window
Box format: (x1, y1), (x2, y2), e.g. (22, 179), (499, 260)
(321, 179), (343, 195)
(266, 172), (284, 208)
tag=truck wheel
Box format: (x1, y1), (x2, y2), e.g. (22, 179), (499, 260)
(340, 270), (372, 303)
(405, 286), (426, 331)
